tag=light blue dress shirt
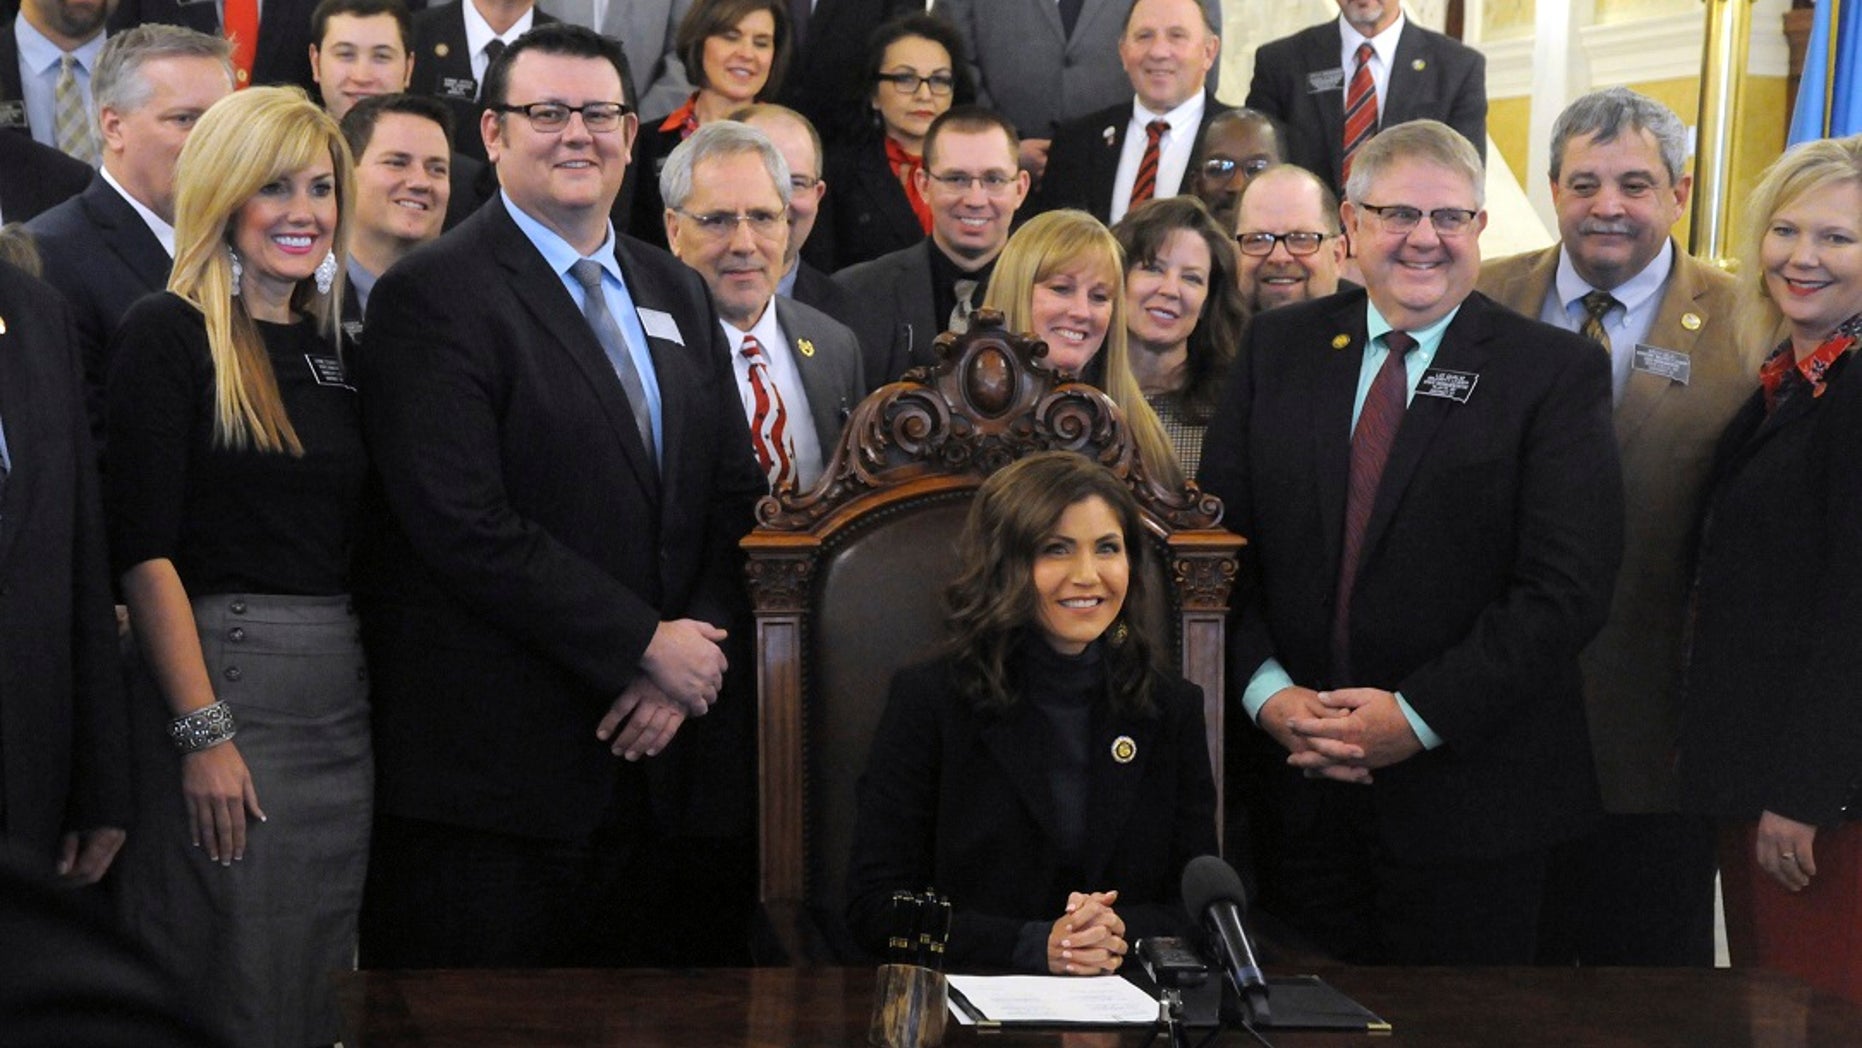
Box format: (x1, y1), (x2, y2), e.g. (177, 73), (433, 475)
(502, 190), (665, 462)
(13, 18), (104, 152)
(1239, 301), (1464, 751)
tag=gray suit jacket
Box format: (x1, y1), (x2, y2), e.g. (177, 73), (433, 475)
(934, 0), (1221, 139)
(537, 0), (693, 122)
(1477, 243), (1755, 813)
(772, 295), (865, 463)
(827, 239), (942, 392)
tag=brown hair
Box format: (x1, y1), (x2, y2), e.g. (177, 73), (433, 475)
(676, 0), (792, 102)
(1112, 195), (1244, 423)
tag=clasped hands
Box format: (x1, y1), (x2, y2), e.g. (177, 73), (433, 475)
(596, 619), (728, 761)
(1048, 890), (1127, 976)
(1259, 686), (1423, 784)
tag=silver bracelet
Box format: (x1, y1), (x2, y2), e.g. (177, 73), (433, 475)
(168, 700), (237, 753)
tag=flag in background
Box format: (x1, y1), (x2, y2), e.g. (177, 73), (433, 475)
(1789, 0), (1862, 145)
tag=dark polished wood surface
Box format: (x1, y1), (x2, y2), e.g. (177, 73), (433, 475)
(338, 965), (1862, 1047)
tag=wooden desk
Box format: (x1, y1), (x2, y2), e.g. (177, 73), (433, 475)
(338, 965), (1862, 1047)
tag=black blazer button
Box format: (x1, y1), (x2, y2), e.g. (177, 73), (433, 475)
(228, 627), (245, 642)
(230, 600), (247, 615)
(224, 666), (242, 682)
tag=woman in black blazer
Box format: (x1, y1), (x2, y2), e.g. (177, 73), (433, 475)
(1680, 133), (1862, 1004)
(817, 13), (972, 272)
(845, 452), (1217, 973)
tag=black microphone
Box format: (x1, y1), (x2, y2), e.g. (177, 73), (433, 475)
(1181, 854), (1271, 1025)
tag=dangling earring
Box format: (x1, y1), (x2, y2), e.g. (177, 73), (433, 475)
(1108, 620), (1130, 648)
(314, 250), (338, 296)
(228, 247), (243, 296)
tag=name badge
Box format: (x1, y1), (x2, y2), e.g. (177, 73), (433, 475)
(1306, 68), (1345, 94)
(1416, 367), (1478, 403)
(1632, 344), (1691, 385)
(636, 307), (684, 345)
(0, 101), (27, 130)
(305, 353), (354, 390)
(439, 76), (478, 101)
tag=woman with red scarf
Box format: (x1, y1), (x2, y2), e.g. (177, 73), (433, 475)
(1681, 133), (1862, 1005)
(818, 13), (973, 272)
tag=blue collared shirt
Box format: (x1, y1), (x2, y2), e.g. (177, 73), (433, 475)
(1545, 240), (1675, 405)
(502, 191), (664, 462)
(13, 18), (104, 152)
(1239, 300), (1461, 751)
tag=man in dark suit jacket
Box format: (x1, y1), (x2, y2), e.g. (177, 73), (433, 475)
(408, 0), (553, 164)
(0, 263), (130, 889)
(664, 121), (864, 490)
(1198, 121), (1623, 966)
(354, 24), (767, 968)
(1476, 88), (1753, 969)
(1246, 0), (1485, 196)
(1029, 0), (1224, 224)
(27, 25), (233, 443)
(831, 106), (1029, 390)
(111, 0), (316, 92)
(0, 123), (89, 220)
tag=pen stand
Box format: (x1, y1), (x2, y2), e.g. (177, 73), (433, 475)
(868, 963), (948, 1047)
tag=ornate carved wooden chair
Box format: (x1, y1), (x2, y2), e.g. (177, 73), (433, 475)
(743, 311), (1243, 964)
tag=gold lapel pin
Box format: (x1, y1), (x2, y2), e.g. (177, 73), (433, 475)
(1412, 59), (1426, 71)
(796, 337), (815, 358)
(1331, 333), (1351, 350)
(1110, 735), (1137, 764)
(1682, 312), (1703, 331)
(435, 42), (450, 58)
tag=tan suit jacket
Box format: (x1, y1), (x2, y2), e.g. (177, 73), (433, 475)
(1478, 243), (1757, 812)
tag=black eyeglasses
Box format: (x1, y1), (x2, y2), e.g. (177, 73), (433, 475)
(1199, 156), (1274, 181)
(874, 71), (955, 96)
(1235, 231), (1334, 257)
(491, 101), (631, 133)
(1357, 203), (1479, 235)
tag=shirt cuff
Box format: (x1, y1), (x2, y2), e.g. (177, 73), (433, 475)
(1395, 692), (1444, 750)
(1240, 659), (1296, 722)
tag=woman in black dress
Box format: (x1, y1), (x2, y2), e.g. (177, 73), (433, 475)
(845, 451), (1217, 973)
(108, 86), (368, 1047)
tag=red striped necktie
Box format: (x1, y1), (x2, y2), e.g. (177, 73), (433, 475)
(1128, 119), (1170, 209)
(1341, 42), (1378, 185)
(740, 335), (797, 491)
(1330, 330), (1415, 680)
(224, 0), (258, 88)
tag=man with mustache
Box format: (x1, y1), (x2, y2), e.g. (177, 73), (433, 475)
(1477, 87), (1751, 969)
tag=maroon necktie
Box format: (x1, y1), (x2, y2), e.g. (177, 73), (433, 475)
(1341, 42), (1378, 186)
(1330, 330), (1416, 680)
(1128, 119), (1170, 209)
(740, 335), (797, 490)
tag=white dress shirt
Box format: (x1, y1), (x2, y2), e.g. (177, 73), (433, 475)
(1107, 91), (1206, 225)
(725, 303), (824, 489)
(463, 0), (537, 85)
(101, 166), (176, 258)
(1337, 12), (1405, 125)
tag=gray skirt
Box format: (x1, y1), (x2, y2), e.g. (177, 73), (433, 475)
(117, 593), (371, 1048)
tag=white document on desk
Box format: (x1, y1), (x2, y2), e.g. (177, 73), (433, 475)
(945, 974), (1160, 1026)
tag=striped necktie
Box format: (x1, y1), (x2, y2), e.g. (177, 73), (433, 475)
(1330, 330), (1416, 680)
(740, 335), (797, 490)
(1341, 42), (1378, 186)
(1580, 290), (1619, 356)
(1128, 119), (1170, 209)
(53, 54), (97, 164)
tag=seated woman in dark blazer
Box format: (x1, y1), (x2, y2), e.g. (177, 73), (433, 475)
(817, 13), (972, 272)
(845, 451), (1217, 973)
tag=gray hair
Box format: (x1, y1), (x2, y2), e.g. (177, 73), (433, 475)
(94, 25), (234, 121)
(658, 120), (791, 212)
(1343, 119), (1485, 208)
(1548, 87), (1688, 184)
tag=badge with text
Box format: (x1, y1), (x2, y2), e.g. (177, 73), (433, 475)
(305, 353), (354, 390)
(636, 307), (685, 345)
(1415, 367), (1478, 403)
(0, 101), (27, 130)
(439, 76), (478, 101)
(1306, 68), (1345, 94)
(1632, 344), (1692, 385)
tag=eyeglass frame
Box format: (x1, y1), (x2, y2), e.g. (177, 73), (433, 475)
(671, 207), (790, 241)
(923, 170), (1021, 196)
(1233, 230), (1337, 257)
(489, 101), (633, 133)
(1198, 155), (1274, 181)
(873, 71), (956, 96)
(1354, 202), (1480, 235)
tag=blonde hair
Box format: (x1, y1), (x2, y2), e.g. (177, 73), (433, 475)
(982, 209), (1184, 487)
(1735, 134), (1862, 352)
(169, 85), (354, 454)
